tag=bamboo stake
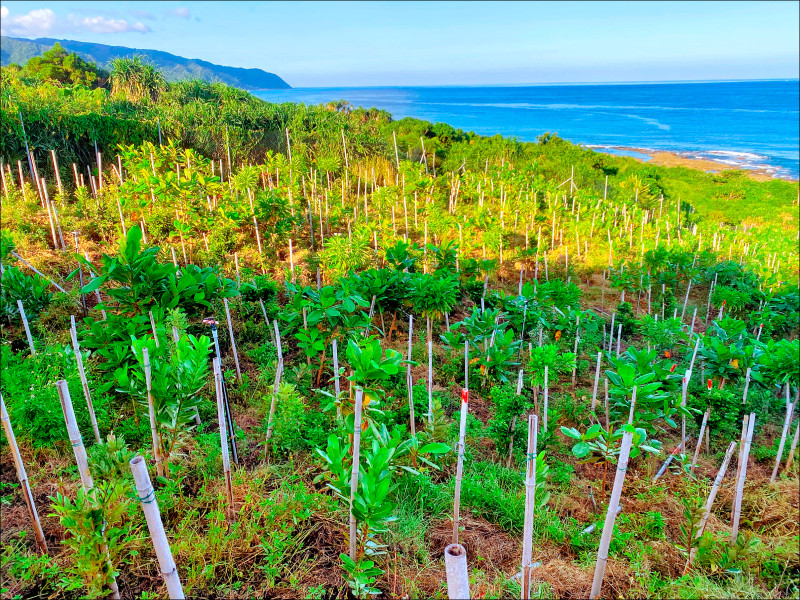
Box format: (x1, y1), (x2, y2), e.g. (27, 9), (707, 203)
(149, 310), (160, 348)
(44, 191), (59, 248)
(407, 315), (415, 436)
(213, 359), (234, 521)
(543, 365), (549, 432)
(571, 315), (580, 386)
(222, 298), (242, 382)
(690, 408), (710, 475)
(265, 321), (284, 443)
(17, 300), (35, 356)
(784, 420), (800, 474)
(332, 338), (341, 398)
(689, 337), (701, 373)
(70, 316), (101, 443)
(653, 436), (690, 482)
(521, 414), (539, 600)
(730, 414), (749, 521)
(349, 388), (364, 560)
(680, 370), (690, 453)
(56, 380), (94, 489)
(770, 401), (795, 482)
(591, 352), (602, 413)
(731, 413), (755, 544)
(507, 370), (523, 467)
(130, 456), (185, 598)
(0, 393), (48, 554)
(589, 430), (634, 599)
(56, 383), (120, 599)
(452, 387), (469, 544)
(428, 339), (434, 423)
(43, 181), (65, 249)
(684, 441), (738, 574)
(742, 367), (752, 404)
(444, 543), (470, 599)
(142, 348), (165, 478)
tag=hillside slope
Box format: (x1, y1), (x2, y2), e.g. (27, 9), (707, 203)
(0, 36), (291, 89)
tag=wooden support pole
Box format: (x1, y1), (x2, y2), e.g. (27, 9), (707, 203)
(142, 348), (164, 478)
(427, 338), (434, 423)
(543, 365), (549, 432)
(70, 316), (101, 444)
(589, 430), (634, 599)
(445, 543), (470, 599)
(407, 315), (415, 436)
(591, 352), (602, 413)
(149, 310), (160, 348)
(56, 380), (94, 489)
(520, 414), (539, 600)
(771, 401), (795, 483)
(784, 420), (800, 474)
(222, 298), (242, 382)
(130, 456), (185, 599)
(349, 388), (364, 560)
(452, 387), (469, 545)
(0, 394), (48, 554)
(213, 359), (235, 521)
(731, 413), (756, 544)
(684, 440), (738, 574)
(690, 408), (710, 475)
(17, 300), (35, 356)
(11, 252), (66, 292)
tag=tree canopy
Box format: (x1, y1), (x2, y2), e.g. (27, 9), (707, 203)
(24, 42), (106, 87)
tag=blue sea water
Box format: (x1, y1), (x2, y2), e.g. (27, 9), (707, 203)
(254, 80), (799, 180)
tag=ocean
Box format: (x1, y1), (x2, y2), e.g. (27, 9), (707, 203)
(254, 80), (800, 180)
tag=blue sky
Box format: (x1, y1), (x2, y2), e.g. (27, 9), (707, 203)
(2, 1), (798, 86)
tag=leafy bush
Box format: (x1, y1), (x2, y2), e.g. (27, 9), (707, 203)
(0, 346), (110, 446)
(0, 265), (53, 325)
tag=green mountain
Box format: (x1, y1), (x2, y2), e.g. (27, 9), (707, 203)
(0, 36), (291, 90)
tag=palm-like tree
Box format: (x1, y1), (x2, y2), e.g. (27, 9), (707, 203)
(110, 56), (167, 102)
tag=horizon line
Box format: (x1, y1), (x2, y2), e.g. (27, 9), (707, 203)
(260, 78), (800, 91)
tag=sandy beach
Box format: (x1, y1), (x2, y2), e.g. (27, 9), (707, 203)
(610, 146), (788, 181)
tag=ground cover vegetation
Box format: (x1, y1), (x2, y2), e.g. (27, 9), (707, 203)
(0, 53), (799, 599)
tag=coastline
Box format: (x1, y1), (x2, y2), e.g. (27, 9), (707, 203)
(594, 146), (797, 182)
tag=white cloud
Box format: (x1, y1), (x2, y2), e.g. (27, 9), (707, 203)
(1, 7), (58, 37)
(0, 6), (151, 36)
(67, 14), (151, 34)
(170, 7), (191, 19)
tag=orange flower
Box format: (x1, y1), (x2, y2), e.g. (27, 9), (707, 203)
(554, 330), (562, 341)
(664, 350), (671, 359)
(730, 359), (739, 370)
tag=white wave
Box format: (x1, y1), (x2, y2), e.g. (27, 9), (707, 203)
(704, 150), (766, 160)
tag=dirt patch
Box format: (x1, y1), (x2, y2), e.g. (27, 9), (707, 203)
(427, 514), (518, 570)
(297, 517), (346, 596)
(449, 386), (493, 424)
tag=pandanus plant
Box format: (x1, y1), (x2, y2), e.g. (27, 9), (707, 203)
(407, 273), (459, 343)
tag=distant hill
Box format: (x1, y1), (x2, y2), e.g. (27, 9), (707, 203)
(0, 36), (291, 90)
